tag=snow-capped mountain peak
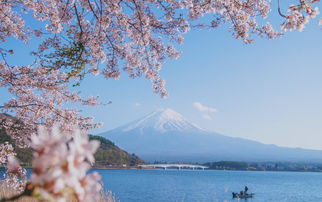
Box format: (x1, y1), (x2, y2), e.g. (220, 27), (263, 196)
(99, 108), (322, 163)
(121, 108), (206, 133)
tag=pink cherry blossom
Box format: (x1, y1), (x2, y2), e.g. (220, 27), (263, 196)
(30, 127), (101, 202)
(0, 142), (15, 164)
(4, 156), (27, 191)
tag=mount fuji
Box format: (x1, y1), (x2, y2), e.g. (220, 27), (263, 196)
(99, 108), (322, 163)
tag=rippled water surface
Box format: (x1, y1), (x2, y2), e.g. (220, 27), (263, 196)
(2, 169), (322, 202)
(95, 169), (322, 202)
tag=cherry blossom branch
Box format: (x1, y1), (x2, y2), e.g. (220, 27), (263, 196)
(0, 104), (39, 109)
(278, 0), (287, 18)
(73, 3), (83, 39)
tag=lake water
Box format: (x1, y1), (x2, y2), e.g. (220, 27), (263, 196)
(2, 169), (322, 202)
(96, 169), (322, 202)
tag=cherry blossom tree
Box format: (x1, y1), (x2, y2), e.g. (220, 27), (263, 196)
(0, 127), (101, 202)
(0, 0), (321, 201)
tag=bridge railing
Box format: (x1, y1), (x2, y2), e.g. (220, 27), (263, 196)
(138, 164), (208, 170)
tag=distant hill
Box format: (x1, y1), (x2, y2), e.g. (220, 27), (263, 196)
(89, 135), (144, 167)
(99, 108), (322, 163)
(0, 123), (143, 167)
(203, 161), (322, 172)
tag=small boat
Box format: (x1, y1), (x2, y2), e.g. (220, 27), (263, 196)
(232, 192), (255, 199)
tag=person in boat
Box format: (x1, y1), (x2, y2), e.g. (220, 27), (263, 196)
(244, 186), (248, 194)
(233, 187), (254, 198)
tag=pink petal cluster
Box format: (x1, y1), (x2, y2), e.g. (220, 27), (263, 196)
(183, 0), (280, 43)
(4, 156), (27, 191)
(281, 1), (320, 31)
(0, 62), (100, 147)
(0, 141), (26, 191)
(30, 127), (101, 202)
(0, 142), (26, 191)
(2, 0), (307, 102)
(0, 142), (15, 164)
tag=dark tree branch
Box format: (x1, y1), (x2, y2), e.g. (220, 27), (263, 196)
(278, 0), (287, 18)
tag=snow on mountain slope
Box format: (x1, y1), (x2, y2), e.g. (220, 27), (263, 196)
(99, 108), (322, 163)
(114, 108), (207, 134)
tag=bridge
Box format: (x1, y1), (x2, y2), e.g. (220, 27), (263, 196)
(139, 164), (208, 170)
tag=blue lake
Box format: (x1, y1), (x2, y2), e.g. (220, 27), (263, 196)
(95, 169), (322, 202)
(2, 169), (322, 201)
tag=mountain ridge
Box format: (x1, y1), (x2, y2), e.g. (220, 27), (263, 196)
(99, 108), (322, 163)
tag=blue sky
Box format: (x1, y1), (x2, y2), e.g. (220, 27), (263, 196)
(78, 17), (322, 150)
(2, 6), (322, 150)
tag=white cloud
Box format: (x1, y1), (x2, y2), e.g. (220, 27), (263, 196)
(193, 102), (217, 120)
(193, 102), (217, 113)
